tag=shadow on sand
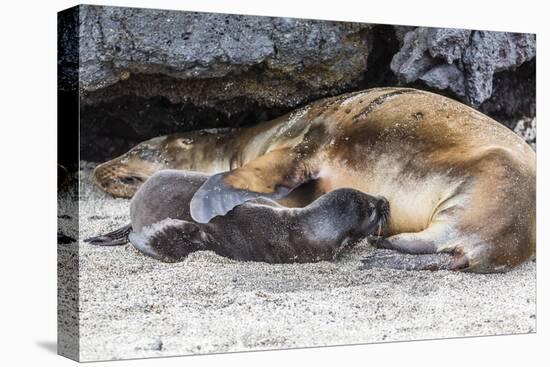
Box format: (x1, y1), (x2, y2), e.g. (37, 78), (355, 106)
(36, 341), (57, 354)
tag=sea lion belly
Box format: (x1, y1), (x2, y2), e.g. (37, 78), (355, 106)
(317, 158), (465, 235)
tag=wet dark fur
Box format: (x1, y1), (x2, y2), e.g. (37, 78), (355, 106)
(86, 170), (389, 263)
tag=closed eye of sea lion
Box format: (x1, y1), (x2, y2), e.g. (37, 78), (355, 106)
(93, 87), (536, 273)
(86, 170), (391, 263)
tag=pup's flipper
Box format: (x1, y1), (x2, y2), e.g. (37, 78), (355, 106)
(190, 148), (316, 223)
(84, 224), (132, 246)
(129, 219), (207, 262)
(360, 250), (468, 271)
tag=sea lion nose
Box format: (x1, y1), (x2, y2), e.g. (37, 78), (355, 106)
(376, 197), (390, 214)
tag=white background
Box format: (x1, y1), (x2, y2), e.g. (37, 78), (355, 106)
(0, 0), (547, 365)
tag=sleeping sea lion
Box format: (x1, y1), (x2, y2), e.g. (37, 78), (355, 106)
(93, 88), (536, 272)
(86, 170), (390, 263)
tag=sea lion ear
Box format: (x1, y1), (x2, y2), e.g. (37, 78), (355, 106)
(190, 148), (313, 223)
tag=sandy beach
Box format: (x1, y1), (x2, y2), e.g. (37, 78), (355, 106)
(57, 167), (536, 362)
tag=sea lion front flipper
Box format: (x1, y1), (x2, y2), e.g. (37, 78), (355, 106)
(191, 148), (315, 223)
(360, 251), (469, 271)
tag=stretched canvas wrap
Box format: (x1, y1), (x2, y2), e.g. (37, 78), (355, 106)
(57, 4), (537, 362)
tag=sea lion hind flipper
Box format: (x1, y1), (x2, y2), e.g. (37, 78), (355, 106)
(129, 219), (207, 262)
(191, 148), (313, 223)
(84, 224), (132, 246)
(360, 251), (469, 271)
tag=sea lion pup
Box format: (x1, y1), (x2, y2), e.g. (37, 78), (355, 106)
(93, 88), (536, 272)
(86, 170), (390, 263)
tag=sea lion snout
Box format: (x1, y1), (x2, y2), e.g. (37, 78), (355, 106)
(371, 196), (390, 233)
(94, 163), (149, 198)
(376, 197), (390, 222)
(357, 194), (390, 236)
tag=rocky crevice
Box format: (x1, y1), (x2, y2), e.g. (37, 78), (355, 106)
(58, 5), (536, 162)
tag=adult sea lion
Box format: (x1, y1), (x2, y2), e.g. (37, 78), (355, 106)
(93, 87), (536, 273)
(86, 170), (390, 263)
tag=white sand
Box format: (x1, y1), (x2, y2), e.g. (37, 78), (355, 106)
(58, 168), (536, 362)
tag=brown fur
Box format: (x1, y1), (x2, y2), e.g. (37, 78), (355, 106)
(94, 88), (536, 272)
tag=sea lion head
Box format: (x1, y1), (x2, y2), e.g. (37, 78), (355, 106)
(94, 129), (235, 198)
(355, 192), (390, 237)
(93, 136), (177, 198)
(317, 188), (390, 239)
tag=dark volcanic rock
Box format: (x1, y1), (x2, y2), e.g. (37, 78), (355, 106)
(62, 5), (536, 162)
(72, 5), (374, 161)
(479, 58), (536, 127)
(78, 5), (372, 109)
(390, 27), (536, 107)
(58, 7), (79, 91)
